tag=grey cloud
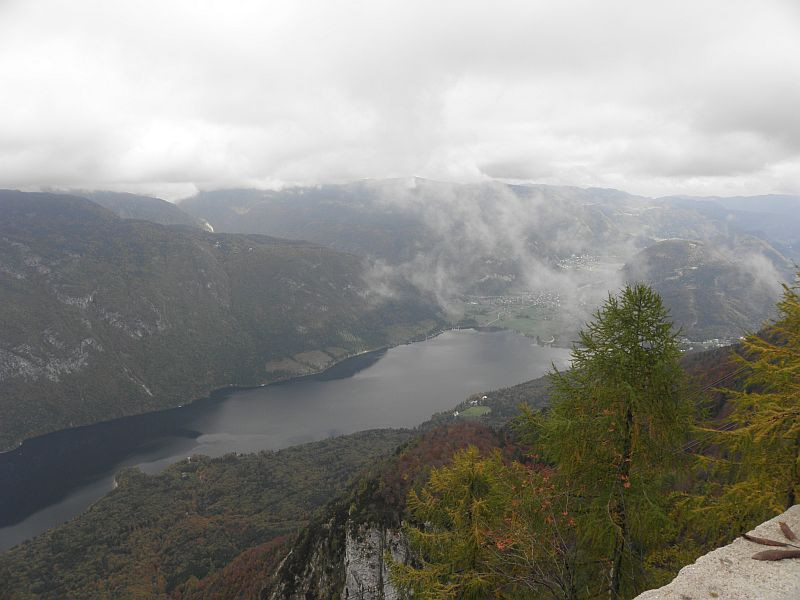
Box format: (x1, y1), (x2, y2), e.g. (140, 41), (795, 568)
(478, 160), (554, 181)
(0, 0), (798, 198)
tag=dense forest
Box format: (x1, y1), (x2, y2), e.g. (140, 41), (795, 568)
(0, 430), (413, 599)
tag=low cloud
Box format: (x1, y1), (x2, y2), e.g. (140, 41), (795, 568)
(0, 0), (798, 199)
(358, 181), (634, 325)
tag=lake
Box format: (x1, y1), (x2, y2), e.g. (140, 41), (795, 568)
(0, 329), (571, 550)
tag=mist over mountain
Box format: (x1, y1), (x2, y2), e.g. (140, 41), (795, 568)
(14, 179), (793, 450)
(6, 179), (791, 450)
(2, 2), (799, 597)
(657, 195), (800, 258)
(623, 238), (790, 340)
(179, 179), (796, 339)
(75, 191), (213, 231)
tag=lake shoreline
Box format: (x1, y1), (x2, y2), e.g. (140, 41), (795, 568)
(1, 322), (570, 456)
(1, 322), (455, 456)
(0, 329), (571, 549)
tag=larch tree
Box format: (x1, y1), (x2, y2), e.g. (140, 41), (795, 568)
(703, 276), (800, 523)
(524, 284), (692, 599)
(388, 446), (578, 600)
(387, 446), (512, 600)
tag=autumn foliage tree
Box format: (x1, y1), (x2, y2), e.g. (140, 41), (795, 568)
(388, 446), (578, 599)
(390, 285), (693, 599)
(686, 275), (800, 534)
(388, 447), (510, 599)
(523, 284), (692, 599)
(723, 277), (800, 509)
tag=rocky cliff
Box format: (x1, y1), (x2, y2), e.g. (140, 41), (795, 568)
(343, 525), (409, 600)
(264, 421), (503, 599)
(267, 518), (409, 600)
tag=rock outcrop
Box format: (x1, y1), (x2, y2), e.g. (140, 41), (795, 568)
(636, 505), (800, 600)
(264, 422), (511, 599)
(343, 525), (409, 600)
(267, 517), (410, 600)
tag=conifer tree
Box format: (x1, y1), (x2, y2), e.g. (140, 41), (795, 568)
(526, 284), (691, 599)
(388, 446), (577, 599)
(698, 276), (800, 524)
(388, 447), (511, 599)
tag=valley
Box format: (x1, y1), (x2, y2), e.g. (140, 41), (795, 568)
(179, 180), (797, 341)
(0, 329), (570, 550)
(1, 183), (798, 599)
(2, 184), (794, 452)
(3, 7), (798, 596)
(0, 191), (443, 450)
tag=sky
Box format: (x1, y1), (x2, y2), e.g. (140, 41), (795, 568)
(1, 0), (799, 200)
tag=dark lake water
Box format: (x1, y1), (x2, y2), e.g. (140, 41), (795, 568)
(0, 329), (571, 551)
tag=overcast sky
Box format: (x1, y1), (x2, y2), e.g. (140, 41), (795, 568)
(1, 0), (798, 200)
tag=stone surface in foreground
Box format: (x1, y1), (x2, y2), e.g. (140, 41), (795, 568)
(636, 505), (800, 600)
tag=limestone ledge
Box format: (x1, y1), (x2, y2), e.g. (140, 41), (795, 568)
(636, 505), (800, 600)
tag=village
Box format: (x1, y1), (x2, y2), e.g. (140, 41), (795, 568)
(457, 288), (578, 343)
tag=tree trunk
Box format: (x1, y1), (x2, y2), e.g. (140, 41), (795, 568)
(788, 437), (800, 509)
(610, 404), (634, 599)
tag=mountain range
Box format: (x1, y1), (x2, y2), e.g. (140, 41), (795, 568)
(3, 181), (796, 449)
(0, 180), (796, 598)
(177, 179), (798, 338)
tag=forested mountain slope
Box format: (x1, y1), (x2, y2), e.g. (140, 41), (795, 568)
(658, 194), (800, 256)
(0, 191), (442, 449)
(0, 430), (414, 599)
(623, 238), (790, 339)
(75, 191), (211, 230)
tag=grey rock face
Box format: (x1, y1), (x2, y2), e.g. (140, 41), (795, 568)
(343, 525), (410, 600)
(266, 521), (412, 600)
(635, 505), (800, 600)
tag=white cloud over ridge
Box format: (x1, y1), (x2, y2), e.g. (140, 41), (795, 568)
(0, 0), (798, 199)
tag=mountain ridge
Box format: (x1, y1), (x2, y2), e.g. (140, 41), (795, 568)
(176, 180), (795, 338)
(0, 191), (443, 450)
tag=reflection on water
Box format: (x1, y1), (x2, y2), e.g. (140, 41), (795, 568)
(0, 329), (570, 550)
